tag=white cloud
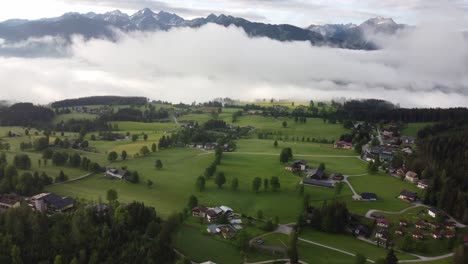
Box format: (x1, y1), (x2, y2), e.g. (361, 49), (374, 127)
(0, 23), (467, 108)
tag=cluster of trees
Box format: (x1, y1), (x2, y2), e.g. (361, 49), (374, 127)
(298, 198), (350, 234)
(0, 199), (180, 263)
(158, 135), (175, 149)
(252, 176), (280, 193)
(203, 119), (228, 130)
(144, 105), (169, 120)
(335, 99), (468, 123)
(51, 96), (148, 108)
(0, 153), (53, 195)
(42, 149), (103, 173)
(111, 108), (144, 122)
(0, 103), (55, 126)
(231, 110), (243, 123)
(417, 122), (468, 223)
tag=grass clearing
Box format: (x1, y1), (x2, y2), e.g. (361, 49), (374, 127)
(401, 122), (432, 137)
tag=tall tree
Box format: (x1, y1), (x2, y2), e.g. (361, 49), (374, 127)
(385, 249), (398, 264)
(252, 177), (262, 193)
(215, 172), (226, 188)
(196, 176), (206, 192)
(121, 150), (127, 160)
(231, 177), (239, 191)
(106, 189), (118, 203)
(288, 226), (299, 263)
(107, 151), (118, 162)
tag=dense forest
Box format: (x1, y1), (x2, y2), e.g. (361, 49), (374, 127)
(51, 96), (148, 108)
(418, 122), (468, 223)
(335, 99), (468, 123)
(0, 103), (55, 126)
(0, 202), (180, 263)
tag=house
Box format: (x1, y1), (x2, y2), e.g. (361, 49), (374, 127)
(432, 231), (443, 240)
(445, 222), (456, 231)
(412, 230), (424, 240)
(105, 168), (129, 180)
(399, 219), (409, 227)
(361, 192), (378, 201)
(220, 206), (233, 214)
(401, 136), (415, 144)
(302, 178), (335, 188)
(396, 168), (406, 177)
(218, 225), (237, 239)
(192, 206), (208, 217)
(415, 221), (426, 230)
(207, 224), (220, 234)
(405, 171), (419, 183)
(287, 160), (308, 171)
(31, 193), (75, 213)
(428, 208), (441, 218)
(417, 179), (430, 189)
(354, 225), (370, 237)
(443, 230), (456, 239)
(334, 141), (352, 149)
(376, 218), (390, 228)
(402, 147), (413, 155)
(382, 130), (393, 139)
(379, 149), (394, 163)
(375, 230), (389, 241)
(305, 168), (325, 180)
(206, 207), (223, 222)
(331, 173), (344, 181)
(395, 228), (404, 236)
(0, 196), (20, 209)
(399, 190), (417, 202)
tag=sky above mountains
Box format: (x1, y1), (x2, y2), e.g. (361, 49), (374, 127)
(1, 0), (468, 27)
(0, 1), (467, 107)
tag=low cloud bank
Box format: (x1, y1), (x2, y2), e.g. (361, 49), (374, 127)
(0, 22), (467, 107)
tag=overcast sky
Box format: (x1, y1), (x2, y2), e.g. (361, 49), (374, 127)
(0, 0), (467, 26)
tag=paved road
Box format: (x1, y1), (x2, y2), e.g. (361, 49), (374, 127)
(49, 172), (95, 186)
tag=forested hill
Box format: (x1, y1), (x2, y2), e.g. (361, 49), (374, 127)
(0, 103), (54, 126)
(418, 122), (468, 223)
(51, 96), (148, 108)
(336, 99), (468, 123)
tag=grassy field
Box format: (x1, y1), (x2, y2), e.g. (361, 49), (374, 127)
(53, 113), (98, 124)
(235, 139), (356, 156)
(401, 122), (432, 137)
(47, 146), (362, 222)
(299, 229), (417, 261)
(173, 225), (243, 264)
(346, 173), (421, 214)
(236, 116), (348, 141)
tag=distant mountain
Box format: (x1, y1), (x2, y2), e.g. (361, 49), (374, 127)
(0, 8), (407, 50)
(307, 17), (407, 50)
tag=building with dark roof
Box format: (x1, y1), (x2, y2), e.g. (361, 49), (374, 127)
(361, 192), (378, 201)
(31, 193), (75, 213)
(302, 178), (335, 188)
(399, 190), (417, 202)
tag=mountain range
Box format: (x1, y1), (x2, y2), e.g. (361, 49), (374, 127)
(0, 8), (407, 50)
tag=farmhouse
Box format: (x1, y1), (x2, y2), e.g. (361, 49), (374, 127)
(399, 219), (409, 227)
(401, 136), (415, 144)
(331, 173), (344, 181)
(31, 193), (75, 213)
(334, 141), (352, 149)
(399, 190), (417, 202)
(354, 225), (370, 237)
(405, 171), (419, 183)
(302, 178), (335, 189)
(428, 208), (441, 218)
(192, 206), (208, 217)
(286, 160), (308, 172)
(395, 228), (404, 236)
(415, 221), (426, 230)
(376, 218), (390, 228)
(0, 196), (20, 209)
(432, 231), (443, 240)
(361, 192), (378, 201)
(443, 230), (456, 239)
(417, 179), (429, 189)
(105, 168), (129, 179)
(305, 168), (325, 180)
(206, 207), (223, 222)
(375, 230), (389, 241)
(412, 230), (424, 240)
